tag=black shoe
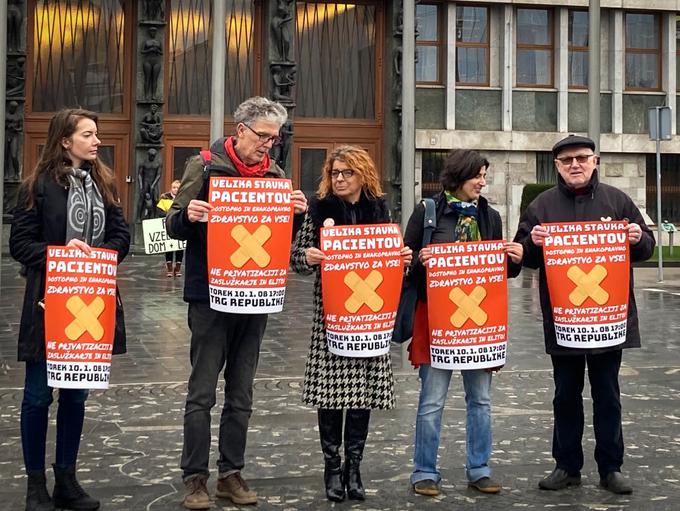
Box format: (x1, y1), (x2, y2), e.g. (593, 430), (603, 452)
(52, 465), (100, 510)
(538, 468), (582, 490)
(600, 472), (633, 495)
(26, 471), (55, 511)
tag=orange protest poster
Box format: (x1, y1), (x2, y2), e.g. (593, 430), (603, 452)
(426, 241), (508, 370)
(44, 246), (118, 389)
(543, 221), (630, 349)
(320, 224), (404, 357)
(207, 177), (294, 313)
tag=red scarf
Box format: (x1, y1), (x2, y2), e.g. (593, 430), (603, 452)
(224, 136), (271, 177)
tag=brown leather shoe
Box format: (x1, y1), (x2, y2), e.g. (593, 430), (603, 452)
(216, 473), (257, 505)
(182, 475), (211, 510)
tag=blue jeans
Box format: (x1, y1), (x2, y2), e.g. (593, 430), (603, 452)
(411, 364), (493, 484)
(21, 361), (89, 471)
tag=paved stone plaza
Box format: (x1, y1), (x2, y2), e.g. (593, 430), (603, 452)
(0, 255), (679, 510)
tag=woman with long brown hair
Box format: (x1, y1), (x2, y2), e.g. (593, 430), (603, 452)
(291, 145), (412, 502)
(10, 108), (130, 511)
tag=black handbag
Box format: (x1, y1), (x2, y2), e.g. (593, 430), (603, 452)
(392, 198), (437, 344)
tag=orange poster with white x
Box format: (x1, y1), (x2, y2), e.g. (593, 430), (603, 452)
(207, 176), (293, 314)
(320, 224), (404, 357)
(44, 246), (118, 389)
(543, 221), (630, 349)
(426, 241), (508, 370)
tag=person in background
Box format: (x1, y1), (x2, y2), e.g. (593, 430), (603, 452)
(10, 108), (130, 511)
(157, 179), (183, 277)
(404, 149), (523, 497)
(513, 135), (654, 495)
(291, 145), (412, 502)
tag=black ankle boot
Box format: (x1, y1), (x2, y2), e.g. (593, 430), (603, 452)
(344, 409), (370, 500)
(318, 409), (345, 502)
(52, 465), (100, 510)
(26, 471), (55, 511)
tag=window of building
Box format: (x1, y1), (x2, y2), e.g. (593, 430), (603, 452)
(421, 150), (448, 197)
(536, 152), (556, 184)
(456, 5), (489, 86)
(168, 0), (256, 116)
(416, 3), (442, 84)
(296, 2), (378, 118)
(516, 8), (553, 87)
(568, 10), (588, 88)
(32, 0), (127, 112)
(625, 13), (661, 91)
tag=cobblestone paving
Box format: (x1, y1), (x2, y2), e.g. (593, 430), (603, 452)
(0, 256), (679, 510)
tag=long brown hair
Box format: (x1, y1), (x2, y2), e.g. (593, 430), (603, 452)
(317, 145), (384, 199)
(22, 108), (118, 209)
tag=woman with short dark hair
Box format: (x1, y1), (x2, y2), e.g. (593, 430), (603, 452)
(404, 148), (523, 497)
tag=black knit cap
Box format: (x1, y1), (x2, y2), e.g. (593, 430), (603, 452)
(552, 134), (596, 158)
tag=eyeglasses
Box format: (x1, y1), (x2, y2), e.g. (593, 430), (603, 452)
(242, 123), (282, 146)
(330, 169), (355, 179)
(555, 154), (595, 165)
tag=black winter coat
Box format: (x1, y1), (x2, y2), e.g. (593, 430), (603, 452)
(404, 192), (521, 301)
(9, 175), (130, 362)
(513, 170), (655, 355)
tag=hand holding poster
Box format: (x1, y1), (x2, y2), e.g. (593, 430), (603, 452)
(207, 177), (294, 313)
(320, 224), (404, 357)
(426, 241), (508, 370)
(543, 221), (630, 348)
(142, 217), (187, 254)
(44, 246), (118, 389)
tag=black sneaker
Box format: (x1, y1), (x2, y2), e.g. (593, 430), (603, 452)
(599, 472), (633, 495)
(538, 468), (582, 490)
(468, 476), (501, 494)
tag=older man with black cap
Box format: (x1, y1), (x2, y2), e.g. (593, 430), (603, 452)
(513, 135), (654, 494)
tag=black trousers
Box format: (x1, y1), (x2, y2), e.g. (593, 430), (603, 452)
(550, 350), (624, 477)
(180, 302), (267, 479)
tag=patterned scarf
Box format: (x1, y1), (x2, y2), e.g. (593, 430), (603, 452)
(224, 136), (271, 177)
(444, 190), (481, 242)
(66, 163), (106, 247)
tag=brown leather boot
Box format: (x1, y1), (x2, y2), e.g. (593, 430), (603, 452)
(182, 475), (211, 509)
(174, 262), (182, 277)
(165, 262), (173, 277)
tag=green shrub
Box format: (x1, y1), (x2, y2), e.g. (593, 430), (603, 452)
(520, 184), (555, 215)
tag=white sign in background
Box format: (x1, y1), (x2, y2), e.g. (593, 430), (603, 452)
(142, 218), (187, 254)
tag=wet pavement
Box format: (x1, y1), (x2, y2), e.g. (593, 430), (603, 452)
(0, 255), (679, 510)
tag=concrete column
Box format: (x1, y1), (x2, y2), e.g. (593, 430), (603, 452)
(612, 10), (624, 134)
(401, 0), (416, 232)
(663, 12), (676, 135)
(557, 7), (569, 133)
(445, 3), (457, 130)
(588, 0), (600, 150)
(210, 0), (227, 142)
(501, 5), (513, 132)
